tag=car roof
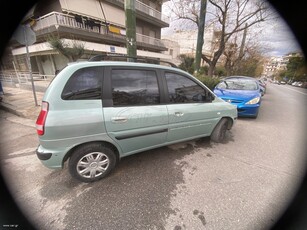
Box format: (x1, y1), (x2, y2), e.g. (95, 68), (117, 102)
(65, 61), (190, 75)
(223, 76), (257, 80)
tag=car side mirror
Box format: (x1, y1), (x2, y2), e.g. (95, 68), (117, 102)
(209, 93), (215, 101)
(192, 94), (205, 102)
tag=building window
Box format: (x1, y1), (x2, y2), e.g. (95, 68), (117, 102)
(136, 26), (143, 34)
(149, 30), (156, 38)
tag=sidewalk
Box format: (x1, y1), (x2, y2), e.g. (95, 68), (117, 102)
(0, 86), (44, 120)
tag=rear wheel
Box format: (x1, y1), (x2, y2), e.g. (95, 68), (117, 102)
(68, 143), (116, 183)
(210, 118), (229, 143)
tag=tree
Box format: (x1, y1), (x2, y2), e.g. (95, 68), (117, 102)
(201, 0), (271, 77)
(237, 54), (263, 77)
(178, 54), (195, 74)
(276, 69), (286, 82)
(168, 0), (272, 77)
(285, 56), (307, 82)
(47, 35), (85, 62)
(167, 0), (207, 73)
(223, 42), (238, 76)
(194, 0), (207, 73)
(223, 23), (248, 76)
(223, 32), (265, 77)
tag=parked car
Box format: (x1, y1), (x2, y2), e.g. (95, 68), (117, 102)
(279, 81), (286, 85)
(257, 79), (266, 96)
(213, 76), (262, 118)
(35, 56), (237, 182)
(291, 81), (298, 86)
(297, 82), (303, 87)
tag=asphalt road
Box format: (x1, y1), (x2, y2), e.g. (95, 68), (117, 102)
(0, 83), (306, 230)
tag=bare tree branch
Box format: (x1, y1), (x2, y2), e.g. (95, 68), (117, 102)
(167, 0), (274, 76)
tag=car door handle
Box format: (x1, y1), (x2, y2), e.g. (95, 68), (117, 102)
(111, 117), (128, 123)
(174, 112), (184, 117)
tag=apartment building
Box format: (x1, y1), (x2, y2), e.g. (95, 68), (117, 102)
(262, 52), (302, 77)
(7, 0), (171, 75)
(161, 38), (180, 65)
(162, 25), (216, 58)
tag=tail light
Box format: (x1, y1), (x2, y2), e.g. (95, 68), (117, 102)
(36, 101), (49, 135)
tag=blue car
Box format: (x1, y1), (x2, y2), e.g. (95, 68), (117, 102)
(213, 76), (262, 118)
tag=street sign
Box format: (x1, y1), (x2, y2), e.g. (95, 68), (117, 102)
(12, 25), (36, 46)
(12, 25), (38, 106)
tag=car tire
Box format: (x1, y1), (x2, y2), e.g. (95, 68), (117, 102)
(210, 118), (228, 143)
(68, 143), (116, 183)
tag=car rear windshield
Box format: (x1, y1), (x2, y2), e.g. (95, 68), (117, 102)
(61, 67), (102, 100)
(217, 79), (259, 90)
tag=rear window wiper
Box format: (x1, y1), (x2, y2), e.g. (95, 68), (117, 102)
(62, 87), (101, 100)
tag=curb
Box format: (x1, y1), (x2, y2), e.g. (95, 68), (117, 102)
(0, 103), (27, 118)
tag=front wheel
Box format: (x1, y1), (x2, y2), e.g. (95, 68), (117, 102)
(210, 118), (229, 143)
(68, 143), (116, 183)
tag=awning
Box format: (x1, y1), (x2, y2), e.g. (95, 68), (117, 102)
(21, 5), (37, 23)
(59, 0), (125, 26)
(59, 0), (104, 21)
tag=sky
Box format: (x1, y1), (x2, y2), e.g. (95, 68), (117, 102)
(258, 18), (302, 57)
(161, 0), (302, 58)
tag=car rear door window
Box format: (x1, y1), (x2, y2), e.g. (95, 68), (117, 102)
(62, 67), (102, 100)
(165, 72), (209, 103)
(111, 69), (159, 106)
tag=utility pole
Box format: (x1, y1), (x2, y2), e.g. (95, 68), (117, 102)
(239, 23), (248, 59)
(194, 0), (207, 73)
(236, 23), (248, 73)
(125, 0), (137, 62)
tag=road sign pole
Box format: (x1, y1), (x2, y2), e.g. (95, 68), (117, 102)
(23, 26), (38, 106)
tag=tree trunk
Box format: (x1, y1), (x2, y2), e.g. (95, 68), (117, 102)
(194, 0), (207, 73)
(208, 65), (214, 77)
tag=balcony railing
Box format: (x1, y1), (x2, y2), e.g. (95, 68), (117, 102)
(31, 12), (166, 49)
(109, 0), (170, 24)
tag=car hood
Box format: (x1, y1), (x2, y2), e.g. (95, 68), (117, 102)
(213, 88), (260, 101)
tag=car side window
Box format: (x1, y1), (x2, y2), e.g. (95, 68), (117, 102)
(165, 72), (209, 103)
(111, 69), (160, 106)
(62, 67), (102, 100)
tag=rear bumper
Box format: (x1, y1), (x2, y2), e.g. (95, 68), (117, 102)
(36, 145), (67, 169)
(36, 149), (52, 160)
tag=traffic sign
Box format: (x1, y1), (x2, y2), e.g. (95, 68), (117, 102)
(12, 25), (36, 46)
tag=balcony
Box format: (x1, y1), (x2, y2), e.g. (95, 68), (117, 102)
(31, 12), (167, 51)
(106, 0), (170, 27)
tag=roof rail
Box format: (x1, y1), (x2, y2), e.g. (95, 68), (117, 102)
(88, 54), (178, 68)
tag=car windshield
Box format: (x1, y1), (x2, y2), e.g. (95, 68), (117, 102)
(217, 79), (259, 90)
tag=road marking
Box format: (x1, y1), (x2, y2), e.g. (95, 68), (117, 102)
(8, 147), (37, 156)
(281, 86), (307, 96)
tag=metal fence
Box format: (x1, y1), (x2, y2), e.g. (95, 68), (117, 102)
(0, 70), (54, 92)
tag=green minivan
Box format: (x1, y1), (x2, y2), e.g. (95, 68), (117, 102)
(36, 58), (237, 182)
